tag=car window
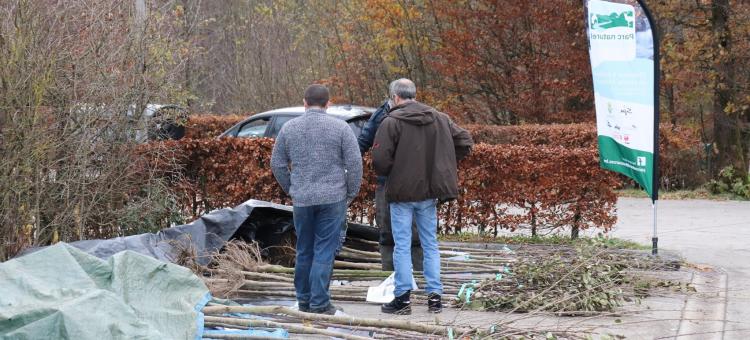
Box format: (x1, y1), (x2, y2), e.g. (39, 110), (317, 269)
(348, 117), (368, 137)
(266, 115), (296, 138)
(237, 117), (270, 138)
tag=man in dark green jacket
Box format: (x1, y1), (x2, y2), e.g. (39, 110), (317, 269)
(372, 78), (473, 315)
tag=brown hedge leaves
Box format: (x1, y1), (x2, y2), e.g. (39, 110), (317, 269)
(176, 118), (701, 233)
(442, 144), (619, 235)
(464, 123), (703, 190)
(144, 138), (619, 234)
(185, 117), (703, 190)
(184, 115), (248, 139)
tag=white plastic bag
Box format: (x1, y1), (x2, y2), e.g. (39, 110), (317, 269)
(365, 272), (418, 303)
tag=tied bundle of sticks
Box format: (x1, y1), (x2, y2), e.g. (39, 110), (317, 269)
(201, 239), (677, 304)
(191, 240), (675, 339)
(200, 304), (585, 339)
(199, 243), (483, 339)
(201, 304), (475, 339)
(203, 240), (516, 302)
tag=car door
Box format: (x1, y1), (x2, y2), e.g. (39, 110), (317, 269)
(265, 115), (296, 138)
(347, 115), (369, 137)
(236, 116), (271, 138)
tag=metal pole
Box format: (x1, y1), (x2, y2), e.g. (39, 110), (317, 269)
(637, 0), (660, 257)
(652, 200), (658, 255)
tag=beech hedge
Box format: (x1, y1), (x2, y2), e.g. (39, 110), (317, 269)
(464, 123), (704, 189)
(184, 116), (704, 189)
(144, 138), (619, 234)
(183, 114), (249, 139)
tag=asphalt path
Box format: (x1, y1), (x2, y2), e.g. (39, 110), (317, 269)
(610, 197), (750, 339)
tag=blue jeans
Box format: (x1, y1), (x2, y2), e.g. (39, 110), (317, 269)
(336, 221), (347, 256)
(293, 200), (346, 309)
(390, 199), (442, 296)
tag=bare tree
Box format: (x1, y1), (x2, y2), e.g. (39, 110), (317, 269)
(0, 0), (189, 260)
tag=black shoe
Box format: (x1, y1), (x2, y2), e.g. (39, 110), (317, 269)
(310, 303), (342, 315)
(298, 302), (311, 313)
(427, 293), (442, 313)
(381, 291), (412, 315)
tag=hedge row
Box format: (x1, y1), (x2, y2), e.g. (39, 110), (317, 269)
(183, 114), (249, 139)
(445, 144), (618, 235)
(184, 116), (704, 189)
(184, 115), (697, 149)
(464, 123), (597, 147)
(463, 123), (705, 189)
(144, 138), (618, 234)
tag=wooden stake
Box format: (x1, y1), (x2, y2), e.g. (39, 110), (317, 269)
(204, 315), (372, 340)
(202, 305), (474, 336)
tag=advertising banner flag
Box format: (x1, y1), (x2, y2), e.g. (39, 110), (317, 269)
(584, 0), (659, 200)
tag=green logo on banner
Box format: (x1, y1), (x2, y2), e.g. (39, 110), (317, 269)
(590, 11), (634, 30)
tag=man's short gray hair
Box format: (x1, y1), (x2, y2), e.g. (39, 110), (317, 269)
(389, 78), (416, 100)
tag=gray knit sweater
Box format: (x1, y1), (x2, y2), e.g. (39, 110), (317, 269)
(270, 108), (363, 207)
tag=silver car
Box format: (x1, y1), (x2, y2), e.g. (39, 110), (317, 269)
(219, 105), (374, 139)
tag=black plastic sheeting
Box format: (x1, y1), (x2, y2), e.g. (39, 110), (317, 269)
(22, 199), (378, 265)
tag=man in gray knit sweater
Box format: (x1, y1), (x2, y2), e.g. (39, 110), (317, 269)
(271, 84), (362, 314)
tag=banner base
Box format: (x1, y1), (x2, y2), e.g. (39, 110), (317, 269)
(652, 237), (658, 255)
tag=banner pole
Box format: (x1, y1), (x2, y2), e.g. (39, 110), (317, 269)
(638, 0), (660, 256)
(652, 200), (658, 255)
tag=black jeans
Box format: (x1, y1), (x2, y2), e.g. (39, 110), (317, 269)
(376, 183), (423, 271)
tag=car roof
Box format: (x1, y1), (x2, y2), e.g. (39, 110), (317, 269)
(219, 105), (374, 138)
(250, 105), (374, 120)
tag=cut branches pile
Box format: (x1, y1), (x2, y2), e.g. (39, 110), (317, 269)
(190, 237), (684, 339)
(202, 239), (680, 314)
(457, 245), (624, 313)
(454, 242), (680, 314)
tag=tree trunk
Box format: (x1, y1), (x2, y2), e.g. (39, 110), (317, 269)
(665, 83), (676, 125)
(711, 0), (744, 175)
(571, 207), (581, 239)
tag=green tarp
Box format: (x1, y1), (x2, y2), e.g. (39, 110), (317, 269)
(0, 243), (210, 340)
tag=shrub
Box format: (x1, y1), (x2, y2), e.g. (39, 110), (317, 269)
(143, 138), (618, 234)
(0, 0), (192, 260)
(184, 114), (249, 139)
(443, 144), (618, 235)
(144, 138), (286, 216)
(185, 117), (705, 190)
(464, 123), (705, 190)
(707, 166), (750, 199)
(465, 123), (597, 147)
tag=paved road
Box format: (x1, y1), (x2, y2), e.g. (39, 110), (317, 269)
(338, 197), (750, 339)
(610, 197), (750, 339)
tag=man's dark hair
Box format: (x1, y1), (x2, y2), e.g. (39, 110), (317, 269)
(304, 84), (330, 107)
